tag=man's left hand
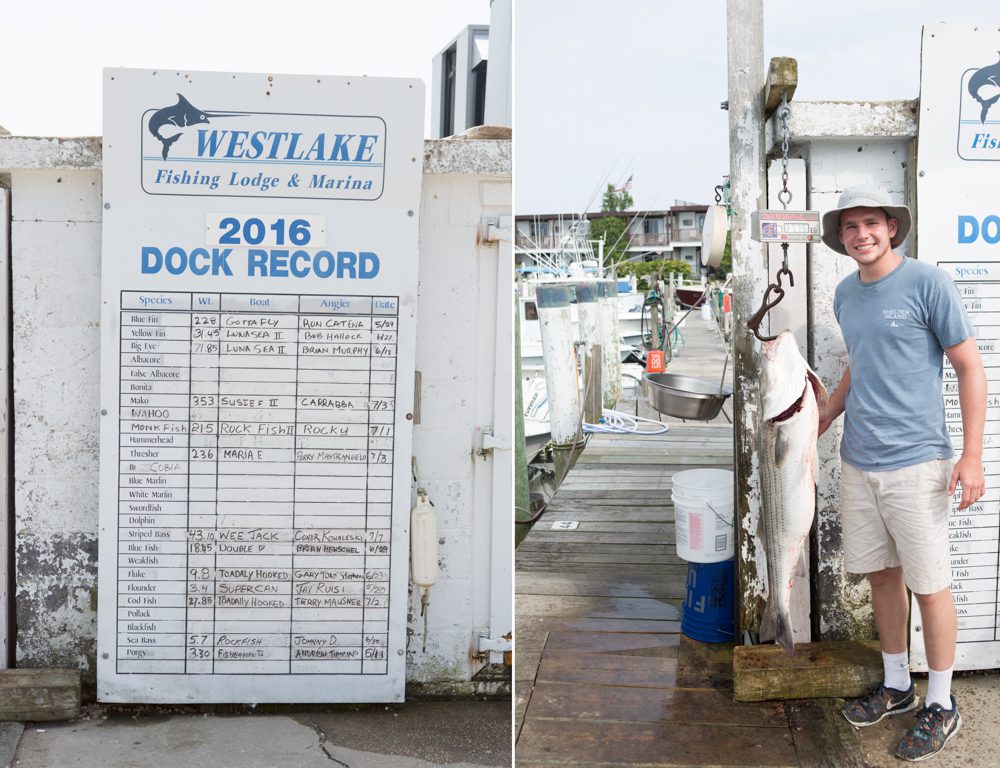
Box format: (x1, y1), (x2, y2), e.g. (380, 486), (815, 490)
(949, 455), (985, 510)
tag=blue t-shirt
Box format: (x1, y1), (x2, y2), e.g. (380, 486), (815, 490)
(833, 257), (973, 471)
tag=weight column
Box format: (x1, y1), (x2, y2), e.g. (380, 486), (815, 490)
(185, 293), (221, 672)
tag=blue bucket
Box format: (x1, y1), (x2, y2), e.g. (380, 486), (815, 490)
(681, 559), (735, 643)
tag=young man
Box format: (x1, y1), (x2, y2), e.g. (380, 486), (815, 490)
(817, 185), (986, 762)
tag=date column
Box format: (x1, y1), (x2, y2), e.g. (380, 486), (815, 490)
(364, 297), (398, 673)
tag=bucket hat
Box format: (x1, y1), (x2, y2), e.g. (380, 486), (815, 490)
(820, 185), (911, 255)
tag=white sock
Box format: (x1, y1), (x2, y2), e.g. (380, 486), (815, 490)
(882, 650), (911, 691)
(926, 667), (954, 710)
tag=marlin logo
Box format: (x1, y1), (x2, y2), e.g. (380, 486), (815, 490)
(968, 52), (1000, 124)
(148, 94), (244, 160)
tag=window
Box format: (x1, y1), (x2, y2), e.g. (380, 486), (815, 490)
(442, 46), (457, 137)
(524, 301), (538, 321)
(472, 60), (487, 127)
(682, 218), (693, 227)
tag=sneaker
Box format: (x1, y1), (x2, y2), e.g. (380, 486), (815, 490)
(842, 681), (918, 726)
(894, 695), (962, 762)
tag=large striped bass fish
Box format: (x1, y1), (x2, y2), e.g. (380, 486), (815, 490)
(759, 330), (829, 655)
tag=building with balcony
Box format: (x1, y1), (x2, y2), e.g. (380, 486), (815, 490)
(430, 0), (512, 139)
(515, 201), (709, 275)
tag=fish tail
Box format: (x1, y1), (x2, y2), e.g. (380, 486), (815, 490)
(160, 133), (181, 160)
(775, 614), (795, 656)
(759, 601), (775, 641)
(980, 94), (1000, 124)
(761, 601), (795, 656)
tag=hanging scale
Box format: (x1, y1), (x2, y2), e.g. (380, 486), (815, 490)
(747, 96), (821, 342)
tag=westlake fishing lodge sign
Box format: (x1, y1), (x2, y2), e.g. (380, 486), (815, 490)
(97, 68), (424, 703)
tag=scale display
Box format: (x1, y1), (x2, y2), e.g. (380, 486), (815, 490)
(750, 209), (820, 243)
(97, 68), (424, 702)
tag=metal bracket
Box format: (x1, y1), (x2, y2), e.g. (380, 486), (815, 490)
(477, 634), (512, 653)
(479, 215), (511, 245)
(475, 427), (511, 459)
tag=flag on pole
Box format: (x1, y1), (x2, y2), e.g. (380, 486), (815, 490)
(616, 174), (633, 193)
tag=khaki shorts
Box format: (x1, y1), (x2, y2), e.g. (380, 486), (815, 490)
(841, 458), (954, 595)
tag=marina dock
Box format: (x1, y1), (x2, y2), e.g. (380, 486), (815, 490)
(514, 314), (862, 767)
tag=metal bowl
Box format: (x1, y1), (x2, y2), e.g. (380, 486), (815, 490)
(643, 372), (733, 420)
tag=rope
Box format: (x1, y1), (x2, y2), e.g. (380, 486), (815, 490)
(583, 409), (670, 435)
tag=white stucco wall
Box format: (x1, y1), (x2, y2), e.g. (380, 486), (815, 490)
(774, 100), (916, 639)
(0, 136), (511, 695)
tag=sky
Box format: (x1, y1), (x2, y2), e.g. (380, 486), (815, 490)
(0, 0), (490, 137)
(515, 0), (1000, 214)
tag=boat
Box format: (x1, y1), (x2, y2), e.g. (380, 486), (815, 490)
(675, 286), (708, 308)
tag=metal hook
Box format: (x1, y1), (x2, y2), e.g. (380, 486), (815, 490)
(746, 266), (795, 342)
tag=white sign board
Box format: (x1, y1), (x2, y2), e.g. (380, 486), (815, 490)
(97, 68), (424, 702)
(914, 26), (1000, 671)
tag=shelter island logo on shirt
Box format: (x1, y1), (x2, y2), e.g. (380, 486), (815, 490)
(883, 308), (910, 328)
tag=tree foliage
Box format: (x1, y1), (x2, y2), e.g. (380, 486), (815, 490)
(710, 231), (733, 278)
(588, 215), (630, 269)
(615, 259), (691, 288)
(600, 183), (633, 213)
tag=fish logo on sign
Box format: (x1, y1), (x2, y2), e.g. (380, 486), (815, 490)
(958, 52), (1000, 161)
(147, 94), (246, 160)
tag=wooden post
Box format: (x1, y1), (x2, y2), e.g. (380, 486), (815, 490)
(514, 292), (532, 546)
(727, 0), (769, 634)
(584, 344), (603, 425)
(650, 301), (661, 352)
(763, 57), (798, 118)
(0, 669), (81, 721)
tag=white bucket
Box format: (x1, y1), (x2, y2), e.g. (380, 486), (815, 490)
(671, 469), (734, 563)
(700, 302), (713, 322)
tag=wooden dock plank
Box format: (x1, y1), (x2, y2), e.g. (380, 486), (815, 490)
(517, 718), (798, 767)
(515, 320), (856, 766)
(516, 572), (687, 599)
(528, 681), (788, 727)
(785, 699), (869, 768)
(517, 594), (681, 622)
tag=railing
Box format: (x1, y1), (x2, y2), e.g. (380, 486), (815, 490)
(515, 232), (557, 249)
(515, 232), (618, 251)
(630, 232), (671, 247)
(672, 227), (702, 242)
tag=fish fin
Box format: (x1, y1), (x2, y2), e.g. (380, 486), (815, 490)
(160, 133), (181, 160)
(806, 367), (829, 409)
(796, 547), (808, 578)
(773, 429), (789, 467)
